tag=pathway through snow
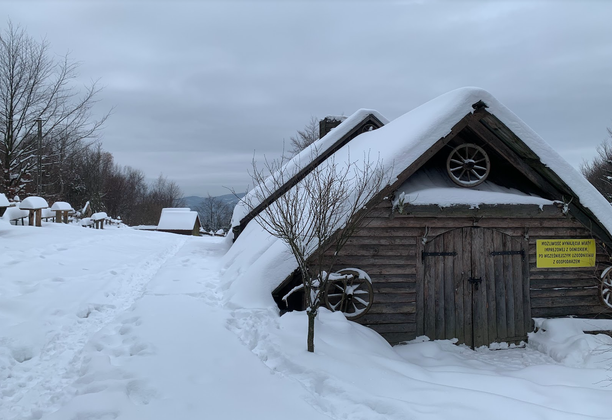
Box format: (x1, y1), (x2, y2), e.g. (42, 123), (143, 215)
(0, 226), (185, 419)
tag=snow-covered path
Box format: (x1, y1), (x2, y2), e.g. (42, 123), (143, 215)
(3, 223), (612, 419)
(0, 225), (186, 419)
(41, 236), (329, 420)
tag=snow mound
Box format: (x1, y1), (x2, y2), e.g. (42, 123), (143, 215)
(19, 196), (49, 209)
(529, 318), (612, 367)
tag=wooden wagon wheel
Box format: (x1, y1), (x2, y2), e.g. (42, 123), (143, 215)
(324, 268), (374, 320)
(600, 267), (612, 309)
(446, 143), (490, 187)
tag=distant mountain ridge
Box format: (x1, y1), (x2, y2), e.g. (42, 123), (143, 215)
(182, 193), (245, 211)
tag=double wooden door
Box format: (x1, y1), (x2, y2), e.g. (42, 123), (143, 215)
(421, 227), (531, 348)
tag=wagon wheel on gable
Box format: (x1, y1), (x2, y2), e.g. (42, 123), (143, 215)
(324, 268), (374, 320)
(446, 143), (491, 187)
(600, 267), (612, 309)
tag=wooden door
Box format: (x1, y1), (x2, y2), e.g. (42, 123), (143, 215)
(421, 227), (530, 348)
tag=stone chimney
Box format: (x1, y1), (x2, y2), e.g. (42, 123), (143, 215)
(318, 115), (347, 139)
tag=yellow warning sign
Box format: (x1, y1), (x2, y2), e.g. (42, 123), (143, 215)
(536, 239), (596, 268)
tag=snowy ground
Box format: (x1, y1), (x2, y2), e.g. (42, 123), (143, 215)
(2, 221), (612, 419)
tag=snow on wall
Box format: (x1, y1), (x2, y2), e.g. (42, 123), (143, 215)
(158, 208), (199, 231)
(394, 169), (555, 208)
(221, 87), (612, 309)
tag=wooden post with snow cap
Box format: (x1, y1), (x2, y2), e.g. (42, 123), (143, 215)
(51, 202), (74, 224)
(19, 197), (49, 227)
(91, 212), (108, 229)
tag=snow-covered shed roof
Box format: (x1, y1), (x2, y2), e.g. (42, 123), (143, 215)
(222, 87), (612, 308)
(158, 208), (200, 231)
(19, 197), (49, 210)
(233, 109), (388, 235)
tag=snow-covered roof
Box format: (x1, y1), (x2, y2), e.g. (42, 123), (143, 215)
(232, 108), (388, 228)
(222, 87), (612, 307)
(158, 208), (200, 230)
(0, 193), (9, 207)
(51, 201), (73, 211)
(19, 196), (49, 210)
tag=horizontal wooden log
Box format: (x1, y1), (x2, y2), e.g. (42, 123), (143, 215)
(530, 287), (598, 298)
(330, 244), (417, 257)
(371, 273), (416, 282)
(372, 293), (416, 304)
(531, 295), (602, 308)
(369, 302), (416, 314)
(531, 279), (600, 289)
(391, 204), (563, 219)
(359, 217), (588, 231)
(360, 313), (416, 324)
(366, 323), (416, 334)
(532, 306), (612, 318)
(373, 283), (416, 294)
(529, 270), (599, 280)
(364, 266), (416, 275)
(324, 256), (416, 266)
(344, 236), (417, 246)
(352, 227), (428, 237)
(375, 332), (417, 344)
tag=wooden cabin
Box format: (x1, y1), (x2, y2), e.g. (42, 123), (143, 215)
(157, 208), (202, 236)
(232, 88), (612, 349)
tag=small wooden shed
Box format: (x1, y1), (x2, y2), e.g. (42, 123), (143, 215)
(233, 88), (612, 349)
(157, 208), (202, 236)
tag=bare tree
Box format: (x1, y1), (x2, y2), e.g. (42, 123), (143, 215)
(0, 21), (108, 197)
(288, 116), (319, 157)
(581, 129), (612, 202)
(197, 193), (232, 232)
(243, 148), (388, 352)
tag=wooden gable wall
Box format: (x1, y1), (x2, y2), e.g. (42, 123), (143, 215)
(321, 200), (611, 347)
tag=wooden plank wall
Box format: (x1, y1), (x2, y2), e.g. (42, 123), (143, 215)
(321, 200), (612, 344)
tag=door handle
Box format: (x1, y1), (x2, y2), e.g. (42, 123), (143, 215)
(468, 277), (482, 291)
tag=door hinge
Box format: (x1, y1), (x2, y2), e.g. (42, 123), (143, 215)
(490, 250), (525, 260)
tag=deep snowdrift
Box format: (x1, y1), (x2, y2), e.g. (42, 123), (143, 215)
(2, 221), (612, 419)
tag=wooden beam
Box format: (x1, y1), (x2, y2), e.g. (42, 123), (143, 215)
(470, 114), (612, 248)
(237, 114), (387, 238)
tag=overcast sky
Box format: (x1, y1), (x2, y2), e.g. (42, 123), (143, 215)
(4, 0), (612, 197)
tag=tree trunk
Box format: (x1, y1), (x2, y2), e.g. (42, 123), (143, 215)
(307, 309), (316, 353)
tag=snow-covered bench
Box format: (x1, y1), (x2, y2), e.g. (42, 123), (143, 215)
(3, 206), (29, 225)
(0, 193), (9, 217)
(51, 201), (74, 224)
(19, 197), (49, 227)
(41, 208), (55, 222)
(91, 212), (108, 229)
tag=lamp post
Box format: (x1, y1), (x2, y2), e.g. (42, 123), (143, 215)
(35, 118), (42, 196)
